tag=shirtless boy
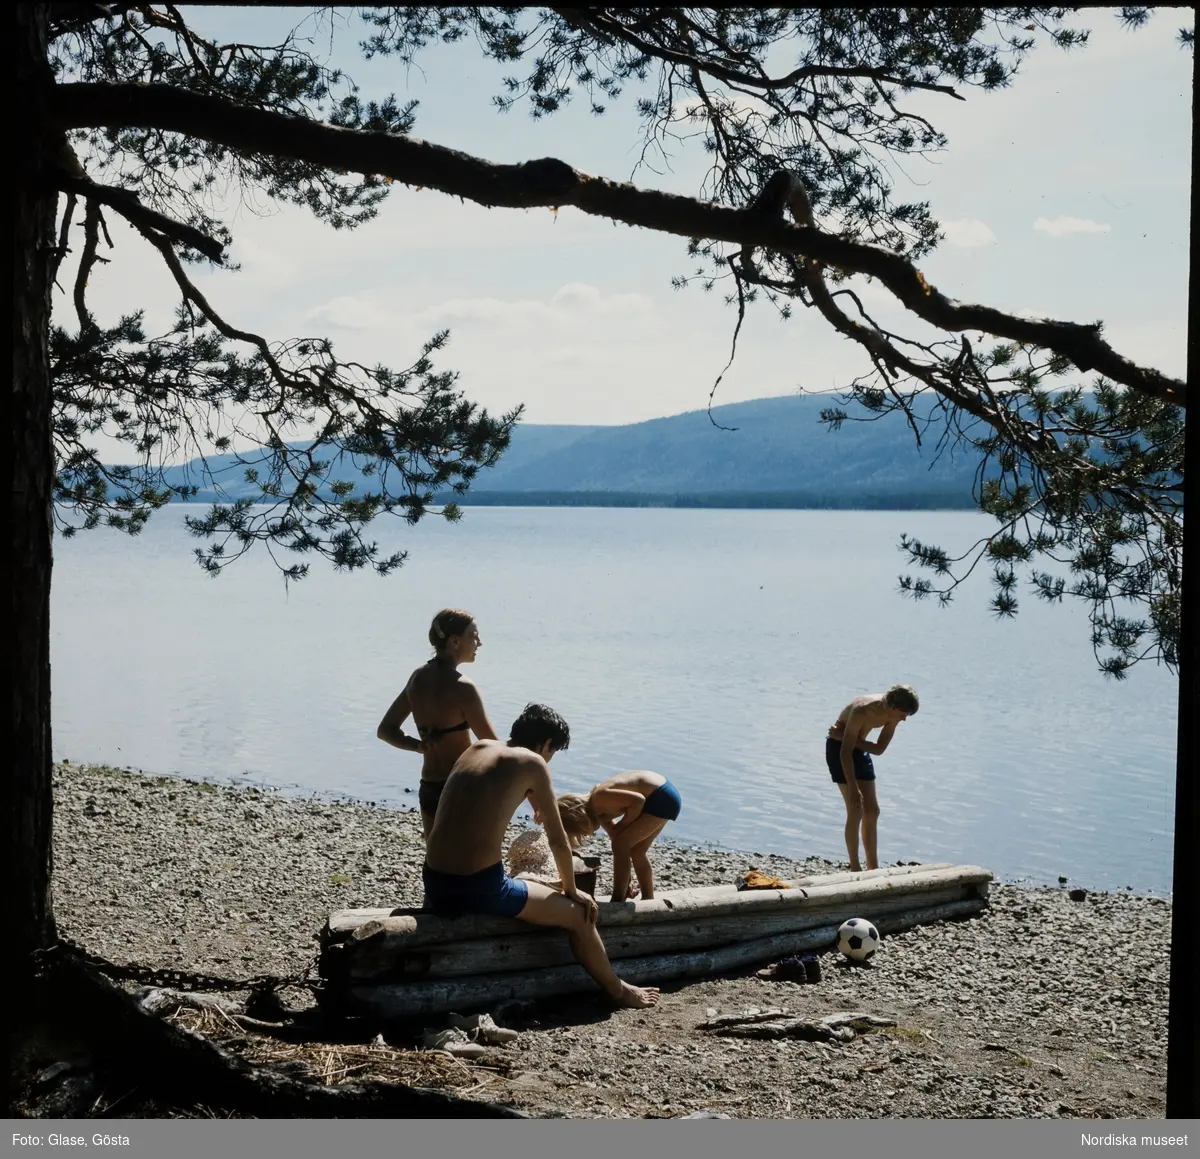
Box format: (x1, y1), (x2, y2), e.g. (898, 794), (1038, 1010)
(554, 772), (682, 903)
(423, 703), (660, 1010)
(826, 684), (919, 872)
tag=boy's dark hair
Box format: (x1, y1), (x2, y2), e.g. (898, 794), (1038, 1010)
(885, 684), (919, 715)
(509, 703), (571, 753)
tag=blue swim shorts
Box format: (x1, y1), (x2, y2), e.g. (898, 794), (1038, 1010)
(825, 737), (876, 784)
(643, 779), (682, 821)
(422, 861), (530, 918)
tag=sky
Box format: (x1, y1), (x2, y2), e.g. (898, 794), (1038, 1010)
(72, 7), (1193, 459)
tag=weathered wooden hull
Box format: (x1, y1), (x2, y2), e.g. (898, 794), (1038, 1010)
(338, 897), (986, 1022)
(319, 863), (992, 1020)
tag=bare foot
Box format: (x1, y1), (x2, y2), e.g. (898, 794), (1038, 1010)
(615, 982), (660, 1009)
(849, 864), (863, 873)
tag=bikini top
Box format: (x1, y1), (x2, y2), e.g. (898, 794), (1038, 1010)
(417, 720), (470, 742)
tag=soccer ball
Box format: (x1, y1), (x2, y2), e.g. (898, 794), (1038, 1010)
(837, 917), (880, 961)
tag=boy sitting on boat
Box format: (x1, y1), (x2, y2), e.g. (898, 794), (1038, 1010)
(554, 772), (682, 903)
(423, 703), (660, 1010)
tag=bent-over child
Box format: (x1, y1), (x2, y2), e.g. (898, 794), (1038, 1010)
(554, 771), (682, 903)
(826, 684), (919, 872)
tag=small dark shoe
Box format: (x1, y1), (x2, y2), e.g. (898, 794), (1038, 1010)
(756, 954), (808, 982)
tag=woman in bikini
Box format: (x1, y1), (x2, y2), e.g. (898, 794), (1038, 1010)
(376, 608), (499, 839)
(552, 771), (682, 903)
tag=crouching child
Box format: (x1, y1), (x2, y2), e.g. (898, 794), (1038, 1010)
(556, 771), (681, 903)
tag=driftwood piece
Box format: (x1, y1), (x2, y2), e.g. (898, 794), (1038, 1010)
(700, 1009), (790, 1029)
(135, 987), (311, 1034)
(342, 896), (987, 1021)
(331, 883), (978, 982)
(136, 988), (243, 1018)
(323, 863), (991, 954)
(716, 1018), (852, 1042)
(701, 1009), (896, 1042)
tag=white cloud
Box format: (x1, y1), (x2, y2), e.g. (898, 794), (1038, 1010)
(305, 283), (654, 335)
(304, 295), (395, 331)
(941, 219), (996, 249)
(550, 283), (654, 313)
(1033, 216), (1113, 237)
(416, 285), (654, 328)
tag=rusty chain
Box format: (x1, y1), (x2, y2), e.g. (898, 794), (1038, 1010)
(35, 933), (322, 996)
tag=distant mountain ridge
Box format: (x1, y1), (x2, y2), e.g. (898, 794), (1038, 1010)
(152, 394), (986, 508)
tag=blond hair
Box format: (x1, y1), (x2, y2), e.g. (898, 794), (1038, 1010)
(556, 792), (599, 848)
(428, 608), (474, 651)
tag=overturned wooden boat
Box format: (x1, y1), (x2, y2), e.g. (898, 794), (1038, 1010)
(319, 862), (991, 1021)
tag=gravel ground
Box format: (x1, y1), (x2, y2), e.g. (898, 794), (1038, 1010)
(52, 762), (1171, 1119)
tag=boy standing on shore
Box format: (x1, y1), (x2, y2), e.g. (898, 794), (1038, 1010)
(826, 685), (919, 872)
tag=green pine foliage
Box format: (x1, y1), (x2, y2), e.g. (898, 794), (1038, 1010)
(896, 375), (1182, 677)
(47, 7), (518, 579)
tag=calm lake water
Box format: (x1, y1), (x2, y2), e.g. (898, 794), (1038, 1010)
(51, 505), (1179, 895)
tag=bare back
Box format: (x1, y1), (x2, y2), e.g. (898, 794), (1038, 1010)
(829, 693), (891, 747)
(426, 741), (552, 874)
(406, 662), (476, 777)
(594, 770), (665, 800)
(376, 658), (496, 783)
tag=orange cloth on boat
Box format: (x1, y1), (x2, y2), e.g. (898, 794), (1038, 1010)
(741, 870), (791, 890)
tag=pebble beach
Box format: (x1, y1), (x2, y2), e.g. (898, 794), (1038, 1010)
(51, 762), (1172, 1118)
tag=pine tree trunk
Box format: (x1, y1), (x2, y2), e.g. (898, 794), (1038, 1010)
(9, 2), (59, 1099)
(1165, 82), (1198, 1116)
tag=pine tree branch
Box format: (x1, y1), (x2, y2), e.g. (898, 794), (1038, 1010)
(48, 81), (1184, 407)
(51, 192), (77, 288)
(130, 222), (289, 385)
(73, 198), (103, 331)
(47, 3), (134, 38)
(53, 173), (226, 261)
(552, 9), (968, 99)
